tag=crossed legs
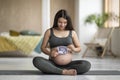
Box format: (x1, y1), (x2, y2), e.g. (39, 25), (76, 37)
(33, 57), (91, 75)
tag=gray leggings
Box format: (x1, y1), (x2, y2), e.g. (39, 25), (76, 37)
(33, 56), (91, 74)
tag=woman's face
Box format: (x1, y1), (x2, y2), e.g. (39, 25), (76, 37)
(57, 17), (67, 30)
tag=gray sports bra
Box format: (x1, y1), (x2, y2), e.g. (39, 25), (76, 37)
(48, 28), (73, 48)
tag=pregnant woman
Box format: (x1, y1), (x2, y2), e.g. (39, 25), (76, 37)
(33, 9), (91, 75)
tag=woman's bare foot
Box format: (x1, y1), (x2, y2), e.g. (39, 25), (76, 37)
(62, 69), (77, 75)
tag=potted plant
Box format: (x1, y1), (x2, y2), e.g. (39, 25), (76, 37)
(85, 13), (120, 28)
(84, 13), (109, 28)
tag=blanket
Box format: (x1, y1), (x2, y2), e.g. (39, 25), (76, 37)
(0, 37), (17, 52)
(0, 36), (42, 55)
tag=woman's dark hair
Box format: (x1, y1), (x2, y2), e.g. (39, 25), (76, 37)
(52, 9), (74, 30)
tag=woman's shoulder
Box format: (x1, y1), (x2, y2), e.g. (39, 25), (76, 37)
(71, 30), (76, 34)
(45, 28), (52, 33)
(44, 28), (52, 36)
(71, 30), (77, 37)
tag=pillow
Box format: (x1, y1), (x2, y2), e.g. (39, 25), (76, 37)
(9, 30), (20, 36)
(20, 30), (41, 36)
(94, 39), (107, 46)
(0, 32), (10, 36)
(34, 38), (43, 53)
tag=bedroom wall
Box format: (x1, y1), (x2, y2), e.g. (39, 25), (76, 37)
(0, 0), (42, 33)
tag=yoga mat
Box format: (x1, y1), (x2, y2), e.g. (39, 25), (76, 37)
(84, 70), (120, 75)
(0, 70), (120, 75)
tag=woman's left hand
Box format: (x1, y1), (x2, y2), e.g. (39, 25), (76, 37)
(67, 44), (75, 52)
(67, 48), (73, 54)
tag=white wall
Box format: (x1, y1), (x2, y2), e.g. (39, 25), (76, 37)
(79, 0), (103, 56)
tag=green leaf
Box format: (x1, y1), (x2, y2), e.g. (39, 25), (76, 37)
(85, 13), (109, 28)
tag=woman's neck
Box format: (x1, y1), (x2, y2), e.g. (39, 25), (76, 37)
(54, 27), (66, 31)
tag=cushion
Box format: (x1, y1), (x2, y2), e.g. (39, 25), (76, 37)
(34, 38), (43, 53)
(0, 32), (10, 36)
(20, 30), (41, 36)
(94, 39), (107, 46)
(9, 30), (20, 36)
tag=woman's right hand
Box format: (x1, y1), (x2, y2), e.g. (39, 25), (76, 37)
(50, 47), (59, 58)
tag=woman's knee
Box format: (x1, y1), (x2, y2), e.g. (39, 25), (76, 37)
(77, 60), (91, 74)
(33, 57), (44, 67)
(82, 60), (91, 72)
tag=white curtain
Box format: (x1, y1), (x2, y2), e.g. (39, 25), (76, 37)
(104, 0), (120, 28)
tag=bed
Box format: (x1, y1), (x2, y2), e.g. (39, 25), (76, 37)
(0, 31), (43, 57)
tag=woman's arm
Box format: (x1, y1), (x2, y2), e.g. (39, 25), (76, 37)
(68, 31), (81, 53)
(41, 29), (51, 56)
(41, 29), (59, 57)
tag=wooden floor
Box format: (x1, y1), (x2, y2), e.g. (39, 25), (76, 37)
(0, 53), (120, 80)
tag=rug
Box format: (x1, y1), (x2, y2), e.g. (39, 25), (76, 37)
(0, 70), (120, 75)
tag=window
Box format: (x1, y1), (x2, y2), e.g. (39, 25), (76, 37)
(104, 0), (120, 28)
